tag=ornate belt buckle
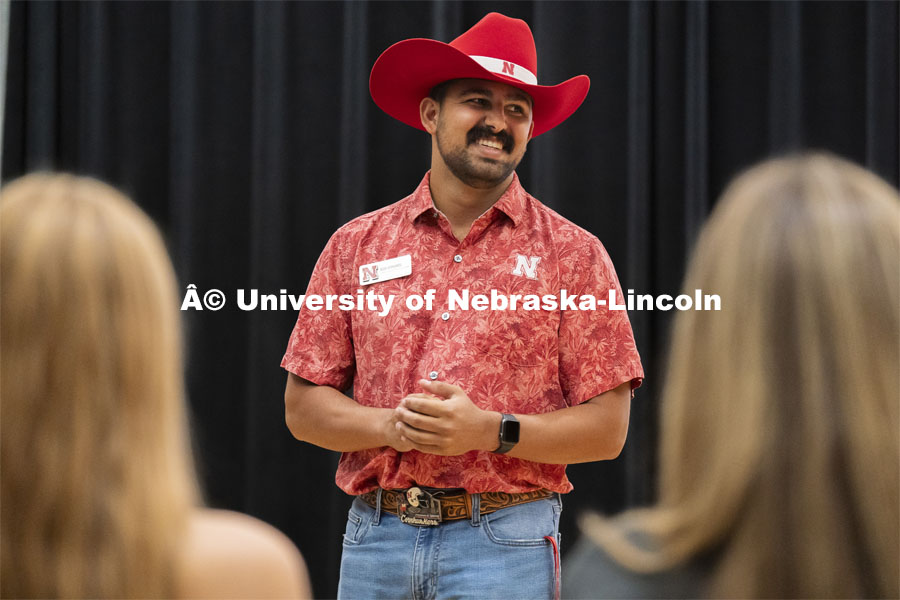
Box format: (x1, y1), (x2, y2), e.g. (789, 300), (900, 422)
(398, 487), (442, 526)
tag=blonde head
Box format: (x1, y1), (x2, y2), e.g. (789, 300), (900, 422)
(1, 174), (199, 597)
(585, 153), (899, 597)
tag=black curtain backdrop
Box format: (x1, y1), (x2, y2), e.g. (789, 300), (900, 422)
(4, 1), (898, 597)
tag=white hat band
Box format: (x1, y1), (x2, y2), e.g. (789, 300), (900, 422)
(468, 55), (538, 86)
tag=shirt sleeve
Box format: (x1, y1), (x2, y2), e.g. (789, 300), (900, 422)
(557, 236), (644, 405)
(280, 228), (355, 391)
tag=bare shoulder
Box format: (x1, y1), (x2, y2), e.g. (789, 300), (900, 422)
(177, 508), (312, 599)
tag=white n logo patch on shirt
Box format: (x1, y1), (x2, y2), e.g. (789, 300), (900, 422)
(511, 254), (541, 280)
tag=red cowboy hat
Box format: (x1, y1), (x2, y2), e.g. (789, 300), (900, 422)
(369, 12), (590, 138)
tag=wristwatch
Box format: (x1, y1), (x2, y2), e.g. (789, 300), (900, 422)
(493, 413), (520, 454)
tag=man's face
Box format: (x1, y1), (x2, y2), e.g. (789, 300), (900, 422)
(431, 79), (534, 189)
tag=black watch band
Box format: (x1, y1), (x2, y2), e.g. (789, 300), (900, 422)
(494, 413), (520, 454)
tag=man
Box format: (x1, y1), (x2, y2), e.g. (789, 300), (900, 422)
(282, 12), (643, 599)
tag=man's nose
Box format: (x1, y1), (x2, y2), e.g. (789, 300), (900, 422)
(482, 105), (506, 132)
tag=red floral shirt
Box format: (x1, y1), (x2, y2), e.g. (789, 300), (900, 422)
(282, 173), (643, 495)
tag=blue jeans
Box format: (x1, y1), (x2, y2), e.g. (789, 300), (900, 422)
(338, 491), (562, 600)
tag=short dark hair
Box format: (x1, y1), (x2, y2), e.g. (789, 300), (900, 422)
(428, 80), (454, 105)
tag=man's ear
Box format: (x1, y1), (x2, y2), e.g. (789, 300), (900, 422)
(526, 119), (535, 142)
(420, 97), (440, 134)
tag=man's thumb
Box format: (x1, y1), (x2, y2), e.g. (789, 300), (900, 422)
(418, 378), (459, 399)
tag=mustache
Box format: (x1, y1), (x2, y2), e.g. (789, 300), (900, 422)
(466, 125), (514, 153)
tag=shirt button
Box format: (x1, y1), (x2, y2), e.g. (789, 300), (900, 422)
(453, 254), (462, 263)
(428, 371), (439, 380)
(441, 312), (450, 321)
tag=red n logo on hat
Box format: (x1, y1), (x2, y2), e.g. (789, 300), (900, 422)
(502, 61), (515, 76)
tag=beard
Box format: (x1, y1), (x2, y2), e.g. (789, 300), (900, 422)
(435, 123), (522, 188)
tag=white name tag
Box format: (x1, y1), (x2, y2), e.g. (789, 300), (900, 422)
(359, 254), (412, 286)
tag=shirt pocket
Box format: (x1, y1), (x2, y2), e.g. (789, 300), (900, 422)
(477, 310), (556, 367)
(471, 291), (560, 368)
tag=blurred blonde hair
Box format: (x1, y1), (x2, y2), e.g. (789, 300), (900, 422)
(584, 153), (899, 597)
(1, 174), (199, 597)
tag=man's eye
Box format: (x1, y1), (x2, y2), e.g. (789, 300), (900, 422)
(467, 98), (488, 106)
(508, 105), (524, 114)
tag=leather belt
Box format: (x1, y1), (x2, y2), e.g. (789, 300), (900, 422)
(359, 487), (553, 524)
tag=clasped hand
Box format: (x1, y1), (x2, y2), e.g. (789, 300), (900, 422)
(386, 379), (498, 456)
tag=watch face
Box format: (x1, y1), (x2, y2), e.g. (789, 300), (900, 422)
(502, 418), (520, 443)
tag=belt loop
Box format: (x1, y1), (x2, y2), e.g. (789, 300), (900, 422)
(470, 493), (481, 526)
(373, 488), (383, 525)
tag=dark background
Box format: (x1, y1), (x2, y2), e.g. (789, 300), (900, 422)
(4, 1), (898, 597)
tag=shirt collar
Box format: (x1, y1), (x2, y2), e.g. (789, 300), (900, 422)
(406, 171), (527, 227)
